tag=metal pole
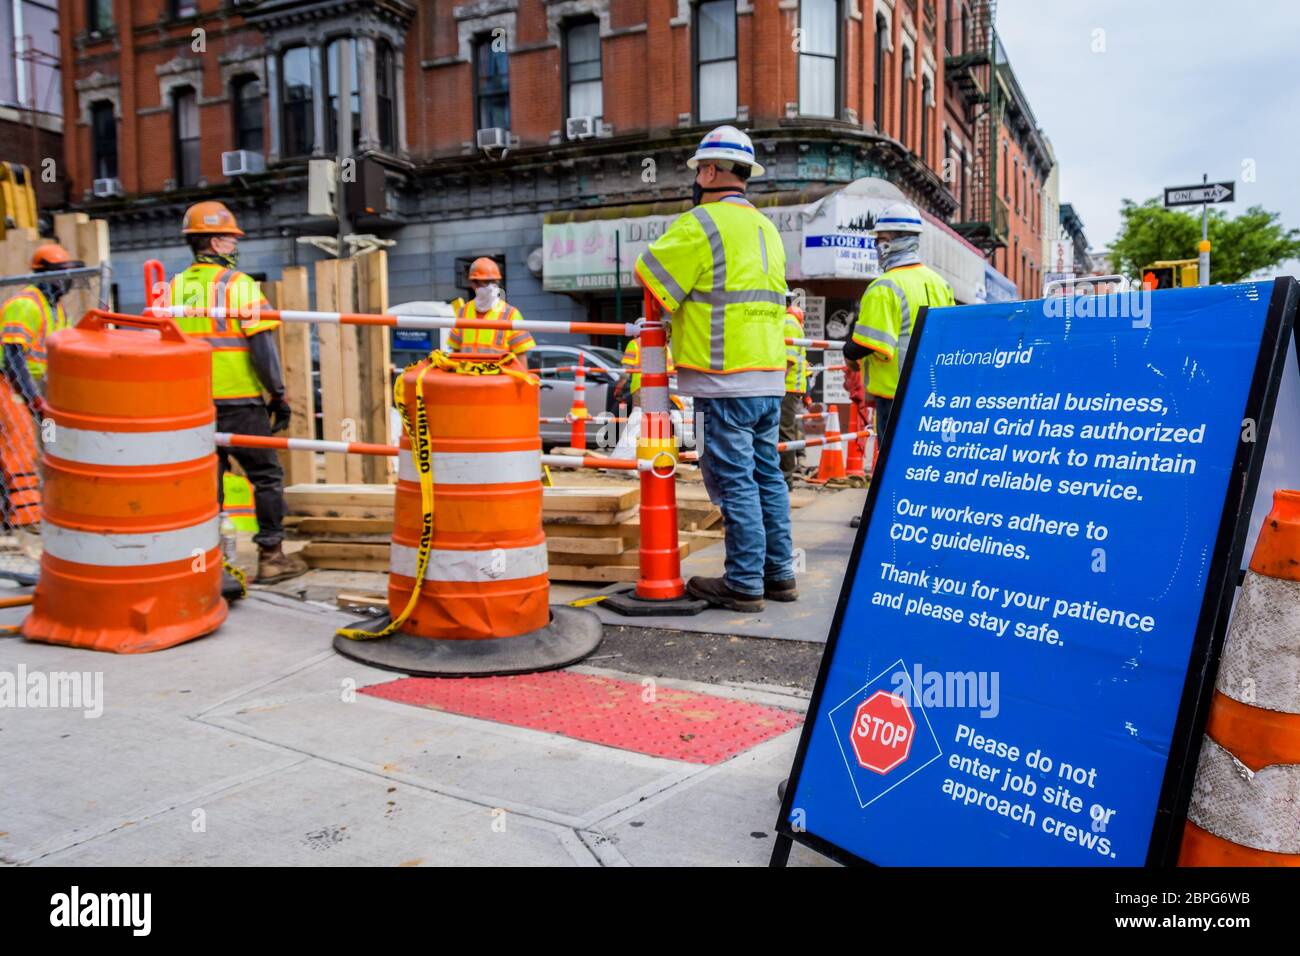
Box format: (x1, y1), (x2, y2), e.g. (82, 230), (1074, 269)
(1199, 173), (1211, 286)
(615, 230), (622, 330)
(335, 40), (353, 259)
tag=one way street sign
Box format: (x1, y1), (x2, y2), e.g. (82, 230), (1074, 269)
(1164, 182), (1235, 207)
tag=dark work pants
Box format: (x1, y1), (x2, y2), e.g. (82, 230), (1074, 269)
(874, 397), (894, 442)
(779, 392), (804, 485)
(216, 403), (286, 549)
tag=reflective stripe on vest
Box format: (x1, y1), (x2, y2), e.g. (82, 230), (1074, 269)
(170, 264), (271, 399)
(390, 541), (549, 583)
(451, 302), (526, 353)
(42, 516), (220, 567)
(636, 197), (787, 374)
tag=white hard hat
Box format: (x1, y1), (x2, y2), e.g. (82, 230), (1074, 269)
(687, 125), (765, 177)
(872, 201), (925, 234)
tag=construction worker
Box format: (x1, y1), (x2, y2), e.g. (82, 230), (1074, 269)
(170, 200), (306, 584)
(634, 125), (794, 612)
(844, 201), (954, 529)
(446, 257), (534, 358)
(844, 201), (955, 439)
(0, 243), (81, 528)
(780, 304), (808, 487)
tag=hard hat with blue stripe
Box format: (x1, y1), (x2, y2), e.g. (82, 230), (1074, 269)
(872, 201), (925, 235)
(686, 125), (765, 177)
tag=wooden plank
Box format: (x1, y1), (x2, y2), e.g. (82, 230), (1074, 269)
(542, 505), (639, 526)
(540, 521), (640, 541)
(542, 486), (639, 513)
(546, 563), (640, 583)
(337, 592), (388, 613)
(290, 516), (393, 536)
(302, 541), (389, 572)
(53, 213), (92, 324)
(547, 542), (688, 567)
(285, 483), (394, 507)
(544, 535), (626, 556)
(354, 250), (393, 484)
(289, 503), (394, 519)
(277, 266), (316, 486)
(315, 259), (364, 483)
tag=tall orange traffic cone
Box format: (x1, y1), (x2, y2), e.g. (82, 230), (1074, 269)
(1180, 489), (1300, 865)
(568, 354), (589, 450)
(845, 404), (866, 479)
(809, 409), (847, 484)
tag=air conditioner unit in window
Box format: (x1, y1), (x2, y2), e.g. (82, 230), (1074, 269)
(565, 116), (595, 141)
(476, 127), (511, 151)
(221, 149), (266, 176)
(92, 177), (123, 198)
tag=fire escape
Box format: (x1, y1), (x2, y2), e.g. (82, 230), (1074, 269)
(944, 0), (1007, 254)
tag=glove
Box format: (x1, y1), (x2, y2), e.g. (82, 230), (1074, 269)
(268, 396), (292, 434)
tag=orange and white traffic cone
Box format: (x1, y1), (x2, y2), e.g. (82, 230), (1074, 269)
(567, 355), (590, 451)
(1180, 488), (1300, 865)
(845, 404), (866, 479)
(809, 409), (847, 484)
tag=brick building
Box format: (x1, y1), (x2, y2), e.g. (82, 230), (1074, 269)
(58, 0), (1046, 325)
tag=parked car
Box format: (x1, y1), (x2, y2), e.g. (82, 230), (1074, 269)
(527, 345), (629, 448)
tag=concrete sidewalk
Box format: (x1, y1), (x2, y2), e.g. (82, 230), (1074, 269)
(0, 592), (830, 867)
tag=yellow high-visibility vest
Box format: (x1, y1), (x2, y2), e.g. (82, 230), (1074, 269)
(1, 285), (67, 379)
(852, 263), (955, 399)
(169, 263), (280, 400)
(635, 196), (788, 374)
(447, 300), (534, 356)
(783, 312), (807, 394)
(222, 472), (259, 533)
(622, 338), (675, 393)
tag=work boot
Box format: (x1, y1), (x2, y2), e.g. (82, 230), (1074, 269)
(765, 578), (799, 602)
(686, 575), (764, 612)
(256, 543), (309, 584)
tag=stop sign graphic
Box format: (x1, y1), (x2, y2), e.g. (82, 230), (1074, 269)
(850, 691), (915, 774)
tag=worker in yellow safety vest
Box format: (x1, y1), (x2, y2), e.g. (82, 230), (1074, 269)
(634, 124), (794, 613)
(844, 200), (955, 439)
(446, 257), (535, 358)
(0, 243), (81, 528)
(169, 200), (306, 583)
(221, 472), (260, 533)
(779, 304), (808, 487)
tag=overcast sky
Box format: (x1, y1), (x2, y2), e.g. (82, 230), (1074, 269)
(995, 0), (1300, 267)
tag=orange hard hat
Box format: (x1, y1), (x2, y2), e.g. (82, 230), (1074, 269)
(182, 200), (244, 237)
(468, 257), (502, 282)
(786, 304), (805, 323)
(30, 243), (81, 271)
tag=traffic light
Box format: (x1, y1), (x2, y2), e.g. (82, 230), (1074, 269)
(1142, 267), (1175, 290)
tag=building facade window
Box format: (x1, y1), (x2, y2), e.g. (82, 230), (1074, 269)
(899, 46), (912, 146)
(695, 0), (736, 123)
(172, 86), (200, 186)
(281, 46), (314, 157)
(564, 19), (602, 123)
(799, 0), (839, 118)
(232, 75), (263, 153)
(873, 13), (887, 130)
(474, 34), (510, 131)
(326, 37), (361, 153)
(90, 100), (117, 180)
(377, 40), (397, 151)
(85, 0), (111, 33)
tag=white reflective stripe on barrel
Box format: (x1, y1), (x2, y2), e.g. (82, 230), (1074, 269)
(390, 541), (548, 582)
(44, 423), (214, 466)
(398, 448), (540, 485)
(42, 517), (220, 567)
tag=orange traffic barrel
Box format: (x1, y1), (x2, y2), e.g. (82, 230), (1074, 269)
(0, 378), (40, 527)
(22, 310), (227, 653)
(333, 351), (600, 676)
(1180, 489), (1300, 865)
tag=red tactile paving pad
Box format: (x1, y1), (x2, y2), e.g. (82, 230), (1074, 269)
(362, 670), (803, 764)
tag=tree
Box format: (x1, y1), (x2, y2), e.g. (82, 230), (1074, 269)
(1109, 198), (1300, 284)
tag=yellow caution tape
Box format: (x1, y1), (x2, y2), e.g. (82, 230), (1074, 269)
(337, 360), (436, 641)
(222, 559), (248, 599)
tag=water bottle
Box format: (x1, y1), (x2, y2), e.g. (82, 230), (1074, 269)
(220, 516), (237, 566)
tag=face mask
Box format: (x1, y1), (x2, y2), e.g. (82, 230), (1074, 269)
(692, 180), (705, 207)
(877, 234), (921, 270)
(474, 284), (500, 309)
(36, 280), (65, 305)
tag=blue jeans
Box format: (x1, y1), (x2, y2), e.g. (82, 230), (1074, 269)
(695, 396), (794, 595)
